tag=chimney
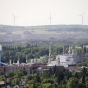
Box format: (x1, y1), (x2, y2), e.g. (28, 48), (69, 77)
(48, 46), (51, 63)
(63, 46), (64, 54)
(72, 46), (75, 55)
(9, 59), (11, 65)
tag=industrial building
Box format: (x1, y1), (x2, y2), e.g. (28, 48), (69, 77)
(0, 45), (86, 74)
(47, 46), (85, 67)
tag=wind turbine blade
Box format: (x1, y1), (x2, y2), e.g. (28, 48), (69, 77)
(15, 17), (18, 18)
(83, 12), (85, 16)
(78, 15), (82, 17)
(12, 13), (14, 18)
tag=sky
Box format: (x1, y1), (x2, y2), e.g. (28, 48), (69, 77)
(0, 0), (88, 26)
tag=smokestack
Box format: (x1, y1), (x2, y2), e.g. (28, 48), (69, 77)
(72, 46), (75, 55)
(26, 55), (28, 63)
(17, 59), (20, 66)
(48, 46), (51, 63)
(9, 59), (12, 65)
(69, 46), (71, 54)
(17, 55), (20, 66)
(63, 46), (64, 54)
(0, 45), (2, 65)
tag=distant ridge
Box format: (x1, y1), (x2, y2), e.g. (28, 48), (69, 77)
(0, 33), (88, 41)
(0, 24), (88, 42)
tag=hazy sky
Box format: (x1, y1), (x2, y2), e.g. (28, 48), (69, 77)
(0, 0), (88, 26)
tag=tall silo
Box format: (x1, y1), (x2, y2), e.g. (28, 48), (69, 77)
(0, 45), (2, 64)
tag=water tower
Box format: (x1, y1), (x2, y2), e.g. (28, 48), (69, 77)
(0, 45), (2, 64)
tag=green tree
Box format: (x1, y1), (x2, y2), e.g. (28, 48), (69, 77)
(67, 77), (78, 88)
(15, 70), (24, 78)
(77, 83), (86, 88)
(64, 69), (72, 80)
(56, 71), (64, 84)
(7, 72), (14, 77)
(53, 65), (57, 75)
(49, 67), (52, 76)
(72, 72), (78, 78)
(82, 75), (85, 84)
(27, 74), (33, 80)
(42, 79), (54, 84)
(86, 83), (88, 88)
(35, 73), (41, 83)
(42, 70), (50, 78)
(0, 76), (4, 81)
(39, 83), (53, 88)
(6, 78), (12, 84)
(13, 78), (20, 85)
(82, 67), (87, 75)
(81, 67), (86, 84)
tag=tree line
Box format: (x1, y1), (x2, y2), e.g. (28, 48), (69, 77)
(0, 65), (88, 88)
(1, 45), (63, 63)
(1, 44), (88, 64)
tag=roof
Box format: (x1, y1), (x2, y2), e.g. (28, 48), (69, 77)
(0, 81), (5, 85)
(7, 84), (23, 88)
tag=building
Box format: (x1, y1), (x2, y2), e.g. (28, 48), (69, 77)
(59, 46), (85, 67)
(0, 45), (85, 74)
(59, 54), (85, 67)
(0, 81), (6, 88)
(47, 46), (85, 67)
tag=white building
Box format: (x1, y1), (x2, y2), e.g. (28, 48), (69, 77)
(59, 46), (85, 67)
(47, 46), (85, 67)
(47, 60), (60, 66)
(59, 54), (85, 67)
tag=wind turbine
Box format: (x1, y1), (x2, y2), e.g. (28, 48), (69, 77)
(78, 12), (85, 25)
(48, 13), (53, 25)
(12, 14), (18, 26)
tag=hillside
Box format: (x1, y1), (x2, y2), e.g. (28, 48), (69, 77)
(0, 24), (88, 34)
(0, 25), (88, 44)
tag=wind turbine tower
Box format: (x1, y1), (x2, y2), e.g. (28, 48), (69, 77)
(48, 13), (52, 25)
(50, 14), (52, 25)
(12, 14), (18, 26)
(79, 12), (85, 25)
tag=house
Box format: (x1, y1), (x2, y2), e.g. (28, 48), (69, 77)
(7, 84), (23, 88)
(0, 81), (6, 88)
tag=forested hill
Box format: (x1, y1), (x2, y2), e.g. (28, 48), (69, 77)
(0, 24), (88, 34)
(0, 25), (88, 44)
